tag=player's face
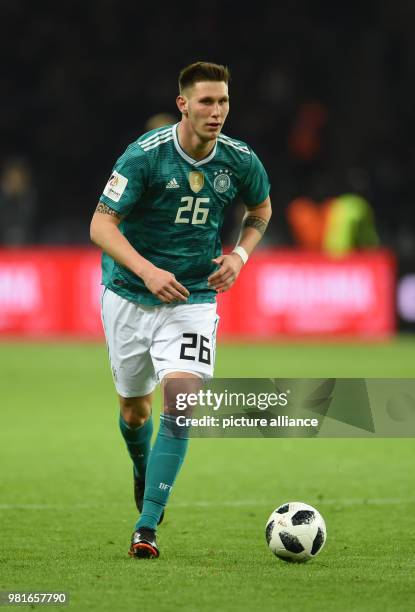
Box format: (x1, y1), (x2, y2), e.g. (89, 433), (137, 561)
(181, 81), (229, 141)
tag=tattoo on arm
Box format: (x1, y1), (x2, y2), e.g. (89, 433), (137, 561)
(242, 215), (268, 236)
(95, 202), (121, 218)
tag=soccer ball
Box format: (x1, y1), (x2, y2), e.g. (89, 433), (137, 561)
(265, 501), (327, 562)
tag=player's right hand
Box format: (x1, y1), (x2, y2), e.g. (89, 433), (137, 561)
(141, 266), (190, 303)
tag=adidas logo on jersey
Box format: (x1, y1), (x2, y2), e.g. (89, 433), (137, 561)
(166, 178), (180, 189)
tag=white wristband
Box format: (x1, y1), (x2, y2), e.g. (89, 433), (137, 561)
(232, 245), (249, 265)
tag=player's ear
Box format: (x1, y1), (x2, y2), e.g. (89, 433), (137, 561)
(176, 94), (188, 116)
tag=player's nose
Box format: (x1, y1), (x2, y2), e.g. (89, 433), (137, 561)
(211, 103), (220, 117)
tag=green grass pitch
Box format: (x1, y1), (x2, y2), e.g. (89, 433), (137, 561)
(1, 338), (415, 611)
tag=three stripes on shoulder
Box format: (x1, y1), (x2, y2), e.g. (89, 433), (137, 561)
(139, 127), (173, 151)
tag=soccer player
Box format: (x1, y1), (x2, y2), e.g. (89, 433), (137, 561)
(90, 61), (272, 559)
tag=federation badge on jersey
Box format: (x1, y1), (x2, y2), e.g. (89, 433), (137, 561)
(214, 169), (232, 193)
(188, 171), (204, 193)
(103, 171), (128, 202)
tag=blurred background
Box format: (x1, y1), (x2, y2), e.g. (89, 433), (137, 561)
(1, 0), (415, 337)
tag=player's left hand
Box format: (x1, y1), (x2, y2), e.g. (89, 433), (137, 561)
(208, 254), (244, 293)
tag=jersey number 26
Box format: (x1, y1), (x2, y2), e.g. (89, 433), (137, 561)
(175, 197), (210, 225)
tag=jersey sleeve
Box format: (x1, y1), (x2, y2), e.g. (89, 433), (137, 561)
(99, 143), (149, 215)
(239, 150), (271, 208)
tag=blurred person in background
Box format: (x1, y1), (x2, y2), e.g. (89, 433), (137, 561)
(144, 112), (177, 132)
(0, 158), (37, 245)
(287, 193), (379, 255)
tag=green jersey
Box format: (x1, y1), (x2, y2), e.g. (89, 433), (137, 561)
(99, 123), (270, 305)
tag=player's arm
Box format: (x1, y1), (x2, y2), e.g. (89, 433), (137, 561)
(208, 196), (272, 293)
(235, 196), (272, 256)
(90, 202), (189, 303)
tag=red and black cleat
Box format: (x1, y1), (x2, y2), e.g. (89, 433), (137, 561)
(129, 528), (160, 559)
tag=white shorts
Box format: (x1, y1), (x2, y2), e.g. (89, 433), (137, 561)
(101, 288), (219, 398)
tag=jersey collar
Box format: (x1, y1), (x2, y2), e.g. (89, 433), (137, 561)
(173, 123), (217, 167)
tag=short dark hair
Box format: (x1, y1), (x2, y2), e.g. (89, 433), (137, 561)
(179, 61), (230, 93)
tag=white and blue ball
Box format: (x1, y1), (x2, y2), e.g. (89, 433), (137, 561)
(265, 501), (327, 562)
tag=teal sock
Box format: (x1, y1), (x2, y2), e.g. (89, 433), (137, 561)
(119, 414), (153, 480)
(136, 414), (189, 531)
